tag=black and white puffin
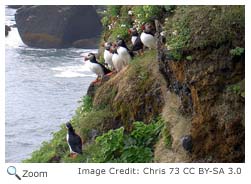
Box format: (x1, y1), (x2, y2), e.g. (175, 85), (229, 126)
(66, 122), (82, 158)
(110, 44), (125, 72)
(128, 27), (144, 53)
(103, 42), (114, 70)
(140, 22), (157, 49)
(116, 38), (134, 66)
(84, 53), (111, 83)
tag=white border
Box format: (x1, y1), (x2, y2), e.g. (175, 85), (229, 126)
(1, 0), (250, 183)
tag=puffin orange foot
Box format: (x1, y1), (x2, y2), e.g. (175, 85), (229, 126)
(70, 153), (78, 159)
(92, 79), (100, 84)
(106, 72), (113, 76)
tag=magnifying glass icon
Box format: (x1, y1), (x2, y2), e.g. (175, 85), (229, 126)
(7, 166), (21, 180)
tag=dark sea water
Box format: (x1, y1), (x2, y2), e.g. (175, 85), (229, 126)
(5, 7), (96, 162)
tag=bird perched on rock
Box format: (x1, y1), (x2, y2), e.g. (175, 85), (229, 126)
(109, 44), (125, 72)
(84, 53), (111, 83)
(103, 42), (115, 70)
(128, 27), (144, 55)
(116, 37), (134, 66)
(66, 122), (82, 158)
(140, 22), (157, 49)
(181, 135), (193, 153)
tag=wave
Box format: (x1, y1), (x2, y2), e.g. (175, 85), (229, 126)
(52, 64), (96, 78)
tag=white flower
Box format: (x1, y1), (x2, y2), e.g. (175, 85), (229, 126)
(160, 31), (166, 37)
(172, 30), (178, 36)
(167, 45), (172, 50)
(128, 10), (133, 15)
(120, 24), (126, 28)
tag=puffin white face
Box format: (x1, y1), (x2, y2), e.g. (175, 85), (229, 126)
(104, 42), (112, 50)
(144, 23), (154, 32)
(129, 28), (137, 35)
(84, 53), (95, 61)
(109, 44), (117, 54)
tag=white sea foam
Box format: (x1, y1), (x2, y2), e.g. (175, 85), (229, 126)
(52, 64), (96, 78)
(5, 28), (26, 48)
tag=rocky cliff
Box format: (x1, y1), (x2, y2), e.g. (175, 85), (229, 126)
(24, 5), (244, 163)
(158, 6), (244, 162)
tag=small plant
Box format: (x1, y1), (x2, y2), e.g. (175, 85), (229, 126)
(186, 55), (193, 61)
(165, 16), (190, 61)
(131, 121), (163, 147)
(169, 49), (183, 61)
(120, 146), (153, 163)
(101, 16), (110, 27)
(161, 124), (172, 149)
(86, 120), (164, 163)
(107, 6), (122, 17)
(132, 5), (164, 25)
(227, 84), (241, 95)
(79, 95), (93, 114)
(109, 25), (130, 40)
(94, 127), (124, 162)
(230, 47), (244, 56)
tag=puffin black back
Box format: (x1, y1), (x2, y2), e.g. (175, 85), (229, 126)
(66, 122), (83, 156)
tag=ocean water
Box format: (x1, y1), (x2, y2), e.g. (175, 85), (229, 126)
(5, 7), (96, 162)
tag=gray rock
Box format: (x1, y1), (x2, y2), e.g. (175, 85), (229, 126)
(15, 5), (102, 48)
(72, 38), (99, 49)
(181, 135), (193, 153)
(7, 5), (23, 9)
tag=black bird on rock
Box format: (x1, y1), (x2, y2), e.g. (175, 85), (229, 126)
(66, 122), (83, 158)
(115, 37), (134, 68)
(128, 27), (144, 54)
(84, 53), (112, 83)
(140, 22), (157, 49)
(116, 37), (134, 58)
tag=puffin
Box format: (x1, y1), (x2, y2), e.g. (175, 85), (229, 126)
(103, 42), (115, 70)
(116, 38), (133, 66)
(128, 27), (144, 54)
(140, 22), (157, 49)
(84, 53), (111, 83)
(66, 122), (82, 158)
(110, 45), (125, 72)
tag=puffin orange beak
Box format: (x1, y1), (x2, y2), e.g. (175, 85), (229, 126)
(128, 29), (131, 34)
(141, 25), (145, 30)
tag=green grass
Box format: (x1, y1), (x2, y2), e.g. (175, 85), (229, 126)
(164, 6), (245, 61)
(24, 91), (165, 163)
(230, 47), (244, 57)
(83, 119), (164, 163)
(226, 80), (245, 97)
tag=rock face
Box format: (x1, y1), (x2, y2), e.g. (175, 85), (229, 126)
(7, 5), (23, 9)
(15, 5), (102, 48)
(5, 25), (11, 36)
(158, 6), (245, 162)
